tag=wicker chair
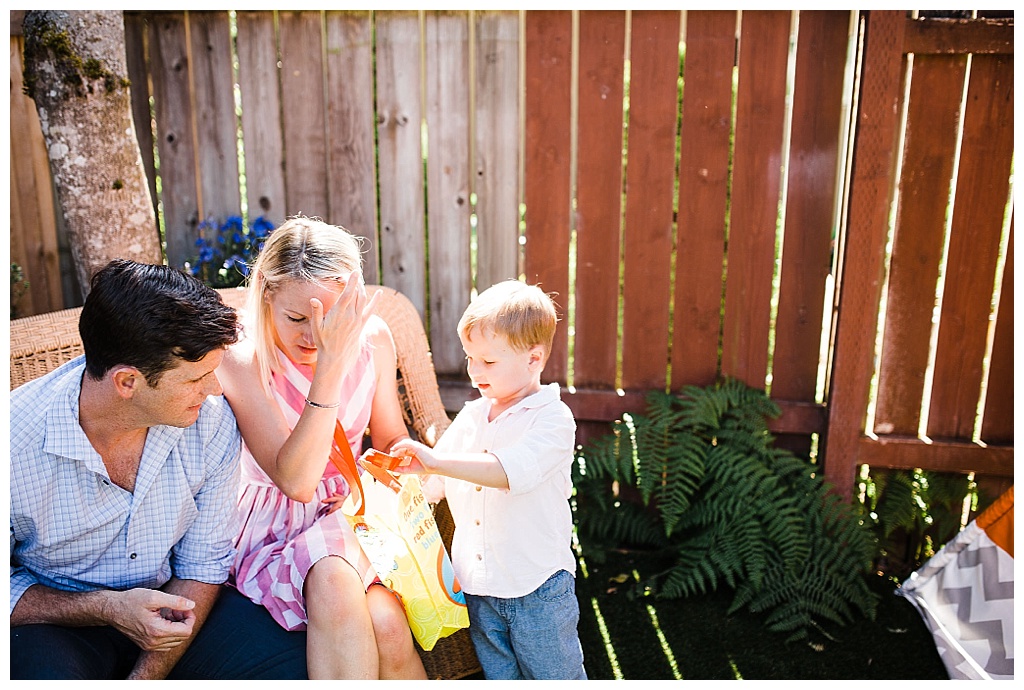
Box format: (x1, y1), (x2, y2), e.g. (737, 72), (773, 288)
(9, 285), (482, 681)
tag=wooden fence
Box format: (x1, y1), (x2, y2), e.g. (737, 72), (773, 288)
(9, 10), (1014, 506)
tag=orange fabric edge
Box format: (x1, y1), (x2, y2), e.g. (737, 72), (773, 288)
(975, 486), (1013, 558)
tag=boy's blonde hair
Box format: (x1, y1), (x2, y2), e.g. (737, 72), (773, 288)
(245, 216), (363, 393)
(458, 280), (558, 360)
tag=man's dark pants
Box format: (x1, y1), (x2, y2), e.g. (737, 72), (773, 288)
(10, 587), (307, 679)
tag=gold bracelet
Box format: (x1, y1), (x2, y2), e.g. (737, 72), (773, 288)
(304, 398), (341, 409)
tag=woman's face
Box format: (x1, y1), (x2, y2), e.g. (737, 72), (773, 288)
(265, 278), (345, 366)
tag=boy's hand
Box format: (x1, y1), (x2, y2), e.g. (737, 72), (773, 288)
(390, 439), (437, 474)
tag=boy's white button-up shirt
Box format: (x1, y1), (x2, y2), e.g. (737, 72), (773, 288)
(424, 382), (577, 599)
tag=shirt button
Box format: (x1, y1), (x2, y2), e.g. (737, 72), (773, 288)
(476, 554), (482, 560)
(129, 553), (137, 559)
(102, 480), (110, 486)
(475, 486), (482, 492)
(475, 519), (481, 526)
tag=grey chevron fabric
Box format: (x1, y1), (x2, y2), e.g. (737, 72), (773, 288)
(898, 488), (1014, 680)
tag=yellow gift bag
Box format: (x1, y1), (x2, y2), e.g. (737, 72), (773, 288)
(342, 453), (470, 651)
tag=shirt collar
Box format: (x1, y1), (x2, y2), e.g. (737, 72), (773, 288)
(469, 381), (562, 421)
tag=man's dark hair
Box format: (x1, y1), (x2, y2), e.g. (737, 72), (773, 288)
(79, 259), (239, 385)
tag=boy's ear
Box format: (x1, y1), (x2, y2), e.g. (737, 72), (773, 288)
(528, 345), (545, 370)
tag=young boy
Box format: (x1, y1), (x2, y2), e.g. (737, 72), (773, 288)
(391, 280), (586, 680)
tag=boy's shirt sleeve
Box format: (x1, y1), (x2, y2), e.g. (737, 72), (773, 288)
(494, 401), (576, 496)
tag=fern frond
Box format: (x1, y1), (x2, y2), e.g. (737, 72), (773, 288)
(575, 376), (880, 642)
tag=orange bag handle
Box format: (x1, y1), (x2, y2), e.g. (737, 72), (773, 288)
(329, 423), (404, 515)
(329, 421), (366, 515)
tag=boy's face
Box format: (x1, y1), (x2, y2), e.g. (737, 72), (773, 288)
(460, 326), (544, 412)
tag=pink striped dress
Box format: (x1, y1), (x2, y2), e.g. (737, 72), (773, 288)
(230, 335), (380, 632)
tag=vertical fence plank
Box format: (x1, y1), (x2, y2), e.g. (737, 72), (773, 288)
(524, 10), (572, 384)
(324, 11), (379, 284)
(376, 11), (427, 317)
(873, 55), (966, 436)
(772, 11), (850, 406)
(927, 53), (1014, 441)
(425, 11), (472, 375)
(573, 10), (626, 389)
(981, 219), (1013, 445)
(824, 11), (906, 498)
(236, 10), (286, 226)
(474, 10), (521, 291)
(124, 11), (158, 224)
(10, 35), (62, 315)
(721, 10), (791, 390)
(279, 10), (328, 218)
(148, 11), (199, 270)
(189, 11), (241, 222)
(619, 10), (681, 391)
(671, 11), (736, 390)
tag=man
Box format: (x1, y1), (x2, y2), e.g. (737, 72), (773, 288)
(10, 260), (306, 679)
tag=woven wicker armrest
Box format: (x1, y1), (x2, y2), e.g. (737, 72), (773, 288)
(9, 285), (479, 680)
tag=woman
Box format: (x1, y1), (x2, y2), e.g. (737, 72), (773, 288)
(217, 216), (427, 679)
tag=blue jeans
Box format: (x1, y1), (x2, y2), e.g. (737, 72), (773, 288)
(465, 569), (587, 680)
(10, 587), (307, 679)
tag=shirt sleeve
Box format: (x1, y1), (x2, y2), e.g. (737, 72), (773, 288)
(170, 397), (242, 583)
(493, 401), (576, 496)
(10, 527), (39, 613)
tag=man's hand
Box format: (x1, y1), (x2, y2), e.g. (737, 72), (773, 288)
(103, 588), (197, 651)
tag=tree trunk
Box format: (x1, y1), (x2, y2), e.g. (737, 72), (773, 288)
(22, 10), (162, 295)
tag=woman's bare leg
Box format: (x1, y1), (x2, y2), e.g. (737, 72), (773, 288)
(304, 556), (378, 679)
(366, 585), (428, 679)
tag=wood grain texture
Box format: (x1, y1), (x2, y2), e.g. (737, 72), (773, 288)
(671, 10), (736, 390)
(236, 10), (287, 226)
(376, 11), (427, 317)
(721, 10), (790, 389)
(573, 10), (626, 388)
(873, 54), (966, 436)
(473, 10), (521, 292)
(523, 10), (572, 384)
(619, 9), (682, 390)
(324, 11), (379, 283)
(425, 11), (472, 376)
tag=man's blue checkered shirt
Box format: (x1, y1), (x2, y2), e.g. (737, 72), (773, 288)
(9, 356), (242, 613)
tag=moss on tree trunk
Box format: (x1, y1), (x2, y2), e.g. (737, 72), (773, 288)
(23, 10), (161, 295)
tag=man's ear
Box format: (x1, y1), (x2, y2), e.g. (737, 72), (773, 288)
(111, 366), (144, 399)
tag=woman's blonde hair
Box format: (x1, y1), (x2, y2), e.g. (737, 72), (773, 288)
(245, 216), (363, 393)
(458, 280), (558, 361)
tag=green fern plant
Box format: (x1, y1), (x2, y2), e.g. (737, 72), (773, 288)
(857, 467), (975, 579)
(573, 378), (880, 642)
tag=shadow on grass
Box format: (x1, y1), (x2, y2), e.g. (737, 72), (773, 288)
(575, 548), (950, 680)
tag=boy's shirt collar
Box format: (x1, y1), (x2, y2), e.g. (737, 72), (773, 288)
(471, 381), (561, 420)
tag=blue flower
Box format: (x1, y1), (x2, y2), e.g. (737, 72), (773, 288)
(186, 214), (277, 288)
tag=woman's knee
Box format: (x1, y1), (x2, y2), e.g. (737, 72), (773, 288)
(366, 587), (414, 654)
(305, 557), (367, 618)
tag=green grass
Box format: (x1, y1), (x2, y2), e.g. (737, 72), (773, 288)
(573, 547), (949, 680)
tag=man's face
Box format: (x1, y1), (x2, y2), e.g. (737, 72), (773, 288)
(134, 348), (226, 427)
